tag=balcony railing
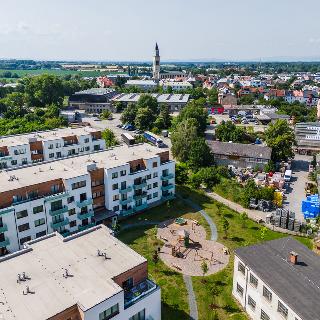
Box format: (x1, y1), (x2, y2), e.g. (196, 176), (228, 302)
(120, 197), (133, 205)
(76, 198), (93, 208)
(60, 229), (70, 237)
(44, 191), (69, 202)
(124, 279), (158, 309)
(161, 184), (174, 191)
(0, 238), (10, 248)
(120, 208), (134, 217)
(0, 224), (8, 233)
(77, 211), (94, 220)
(133, 182), (147, 190)
(50, 217), (69, 230)
(133, 193), (147, 201)
(119, 186), (133, 194)
(49, 206), (68, 216)
(0, 155), (12, 161)
(129, 168), (148, 175)
(161, 173), (175, 181)
(78, 222), (95, 231)
(0, 207), (14, 217)
(134, 203), (148, 212)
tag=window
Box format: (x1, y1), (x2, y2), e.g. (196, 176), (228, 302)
(248, 296), (256, 310)
(92, 179), (104, 187)
(99, 304), (119, 320)
(236, 283), (243, 297)
(68, 208), (76, 216)
(67, 196), (74, 204)
(112, 172), (118, 179)
(153, 172), (158, 178)
(129, 309), (145, 320)
(84, 138), (89, 143)
(261, 310), (270, 320)
(120, 181), (126, 190)
(48, 144), (54, 149)
(33, 205), (43, 214)
(79, 193), (87, 202)
(11, 160), (17, 165)
(112, 183), (118, 190)
(70, 220), (77, 228)
(152, 161), (158, 168)
(153, 192), (158, 198)
(238, 262), (245, 275)
(147, 184), (152, 190)
(153, 182), (158, 188)
(49, 153), (54, 158)
(147, 194), (152, 200)
(113, 194), (120, 201)
(56, 151), (62, 158)
(16, 210), (28, 219)
(71, 180), (86, 190)
(146, 174), (151, 180)
(36, 231), (46, 238)
(20, 236), (31, 245)
(250, 273), (258, 287)
(18, 223), (30, 232)
(120, 170), (126, 176)
(85, 146), (90, 151)
(94, 144), (101, 151)
(21, 158), (28, 165)
(263, 286), (272, 302)
(51, 184), (60, 193)
(113, 205), (119, 212)
(278, 301), (288, 318)
(34, 218), (45, 227)
(51, 200), (63, 211)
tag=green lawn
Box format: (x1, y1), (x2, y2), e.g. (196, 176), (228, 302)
(117, 187), (313, 320)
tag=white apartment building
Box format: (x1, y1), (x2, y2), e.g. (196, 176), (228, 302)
(0, 225), (161, 320)
(0, 143), (175, 255)
(233, 237), (320, 320)
(0, 127), (105, 169)
(160, 80), (193, 91)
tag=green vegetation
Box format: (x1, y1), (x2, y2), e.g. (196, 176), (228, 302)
(215, 121), (255, 143)
(101, 128), (118, 148)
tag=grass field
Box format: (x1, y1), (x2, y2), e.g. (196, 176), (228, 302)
(117, 187), (313, 320)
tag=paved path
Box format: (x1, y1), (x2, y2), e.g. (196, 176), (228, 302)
(183, 275), (199, 320)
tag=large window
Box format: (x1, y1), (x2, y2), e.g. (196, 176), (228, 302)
(238, 262), (245, 275)
(71, 180), (86, 190)
(261, 309), (270, 320)
(129, 309), (145, 320)
(33, 205), (43, 214)
(99, 303), (119, 320)
(18, 223), (30, 232)
(249, 273), (258, 288)
(248, 296), (256, 310)
(278, 301), (288, 318)
(34, 218), (45, 227)
(263, 286), (272, 302)
(236, 283), (243, 297)
(16, 210), (28, 219)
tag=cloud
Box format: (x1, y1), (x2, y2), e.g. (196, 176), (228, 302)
(309, 37), (320, 44)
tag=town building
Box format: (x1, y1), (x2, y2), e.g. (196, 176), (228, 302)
(0, 225), (161, 320)
(160, 80), (193, 91)
(159, 70), (187, 81)
(68, 88), (118, 114)
(218, 92), (237, 106)
(112, 93), (190, 112)
(0, 143), (175, 255)
(0, 127), (105, 170)
(295, 122), (320, 154)
(125, 79), (158, 91)
(208, 141), (271, 169)
(233, 237), (320, 320)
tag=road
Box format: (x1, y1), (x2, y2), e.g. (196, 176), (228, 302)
(282, 154), (312, 221)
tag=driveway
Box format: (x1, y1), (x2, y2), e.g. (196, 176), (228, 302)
(282, 154), (312, 221)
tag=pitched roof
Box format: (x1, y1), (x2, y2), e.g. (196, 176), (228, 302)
(208, 141), (272, 159)
(235, 237), (320, 320)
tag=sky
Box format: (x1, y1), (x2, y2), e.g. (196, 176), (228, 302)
(1, 0), (320, 62)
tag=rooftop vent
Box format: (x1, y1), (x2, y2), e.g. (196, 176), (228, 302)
(289, 251), (298, 265)
(22, 286), (34, 295)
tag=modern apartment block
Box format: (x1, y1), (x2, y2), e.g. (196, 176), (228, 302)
(0, 143), (175, 255)
(0, 225), (161, 320)
(0, 127), (105, 169)
(233, 237), (320, 320)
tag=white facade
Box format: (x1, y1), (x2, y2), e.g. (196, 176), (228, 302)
(161, 80), (193, 91)
(232, 255), (302, 320)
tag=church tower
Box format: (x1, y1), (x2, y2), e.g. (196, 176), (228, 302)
(153, 43), (160, 81)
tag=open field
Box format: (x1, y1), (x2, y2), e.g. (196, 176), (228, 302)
(117, 187), (313, 320)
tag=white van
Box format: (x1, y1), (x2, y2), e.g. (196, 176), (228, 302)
(284, 170), (292, 182)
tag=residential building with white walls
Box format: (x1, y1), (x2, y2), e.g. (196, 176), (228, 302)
(233, 237), (320, 320)
(0, 127), (105, 169)
(0, 143), (175, 255)
(0, 225), (161, 320)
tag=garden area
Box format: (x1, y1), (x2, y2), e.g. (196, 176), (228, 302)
(117, 187), (313, 320)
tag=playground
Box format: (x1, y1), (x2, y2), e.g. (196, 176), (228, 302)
(157, 218), (229, 276)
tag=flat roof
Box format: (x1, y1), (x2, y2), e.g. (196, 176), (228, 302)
(0, 226), (146, 320)
(236, 237), (320, 320)
(0, 127), (100, 147)
(0, 143), (166, 192)
(73, 88), (116, 95)
(112, 93), (190, 104)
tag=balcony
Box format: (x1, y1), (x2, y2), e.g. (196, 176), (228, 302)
(134, 203), (148, 212)
(133, 193), (147, 201)
(50, 217), (69, 230)
(0, 238), (10, 248)
(77, 211), (94, 220)
(120, 208), (134, 217)
(161, 194), (175, 201)
(0, 224), (8, 233)
(120, 197), (133, 205)
(60, 229), (70, 237)
(124, 279), (158, 309)
(161, 173), (174, 181)
(76, 198), (93, 208)
(49, 206), (68, 216)
(0, 207), (14, 217)
(0, 155), (12, 161)
(119, 186), (133, 194)
(161, 184), (174, 191)
(45, 191), (69, 202)
(133, 182), (147, 190)
(78, 222), (95, 231)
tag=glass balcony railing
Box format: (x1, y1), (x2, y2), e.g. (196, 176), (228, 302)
(0, 155), (12, 161)
(124, 279), (158, 309)
(60, 229), (70, 237)
(161, 173), (175, 181)
(49, 206), (68, 216)
(77, 211), (94, 220)
(0, 207), (14, 217)
(133, 193), (148, 201)
(45, 191), (69, 202)
(120, 197), (133, 205)
(133, 182), (147, 190)
(0, 238), (10, 248)
(76, 198), (93, 208)
(78, 222), (95, 231)
(0, 224), (8, 233)
(161, 184), (174, 191)
(119, 186), (133, 194)
(51, 217), (69, 230)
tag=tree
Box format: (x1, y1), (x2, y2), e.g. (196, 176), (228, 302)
(175, 162), (189, 185)
(134, 107), (155, 130)
(154, 104), (171, 130)
(188, 138), (214, 170)
(201, 260), (209, 277)
(101, 129), (118, 148)
(265, 120), (295, 162)
(171, 119), (198, 162)
(120, 103), (137, 124)
(221, 216), (230, 239)
(136, 94), (159, 114)
(215, 121), (250, 143)
(100, 110), (112, 120)
(240, 212), (248, 228)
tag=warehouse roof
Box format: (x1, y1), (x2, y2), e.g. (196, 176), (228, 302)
(112, 93), (190, 104)
(235, 237), (320, 320)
